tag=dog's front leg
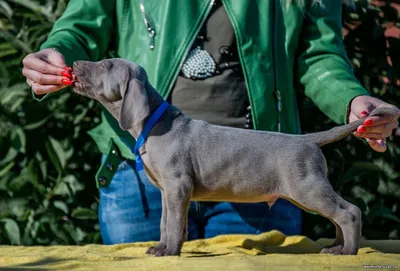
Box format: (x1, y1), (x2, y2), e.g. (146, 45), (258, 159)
(146, 191), (167, 255)
(155, 179), (192, 256)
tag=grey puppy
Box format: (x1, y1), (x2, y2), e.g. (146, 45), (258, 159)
(72, 58), (399, 257)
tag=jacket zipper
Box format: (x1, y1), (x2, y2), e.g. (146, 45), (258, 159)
(220, 0), (257, 130)
(273, 0), (282, 132)
(164, 0), (215, 98)
(139, 0), (156, 50)
(139, 0), (281, 131)
(275, 89), (282, 132)
(139, 0), (215, 98)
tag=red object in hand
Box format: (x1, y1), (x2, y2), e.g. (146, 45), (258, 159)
(62, 78), (72, 85)
(357, 126), (366, 133)
(64, 67), (73, 72)
(363, 119), (373, 126)
(61, 71), (73, 79)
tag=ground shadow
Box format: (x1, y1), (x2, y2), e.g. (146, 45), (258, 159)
(186, 251), (231, 258)
(237, 237), (321, 255)
(0, 254), (137, 270)
(0, 257), (75, 270)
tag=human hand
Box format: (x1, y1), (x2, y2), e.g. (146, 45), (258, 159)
(349, 95), (400, 152)
(22, 48), (73, 95)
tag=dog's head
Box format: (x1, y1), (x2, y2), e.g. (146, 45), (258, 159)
(72, 59), (151, 131)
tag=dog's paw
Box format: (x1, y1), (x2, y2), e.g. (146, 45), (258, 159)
(154, 247), (181, 257)
(320, 244), (343, 255)
(146, 243), (166, 255)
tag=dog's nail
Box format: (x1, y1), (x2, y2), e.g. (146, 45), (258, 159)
(64, 67), (73, 72)
(357, 126), (366, 133)
(363, 119), (373, 126)
(61, 71), (73, 79)
(61, 78), (72, 85)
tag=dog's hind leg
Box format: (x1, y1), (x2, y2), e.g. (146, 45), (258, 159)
(320, 221), (344, 254)
(285, 196), (344, 254)
(285, 175), (361, 255)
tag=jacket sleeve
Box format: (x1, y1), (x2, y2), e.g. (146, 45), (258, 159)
(33, 0), (115, 101)
(295, 1), (370, 125)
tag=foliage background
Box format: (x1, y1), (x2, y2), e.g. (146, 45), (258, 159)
(0, 0), (399, 245)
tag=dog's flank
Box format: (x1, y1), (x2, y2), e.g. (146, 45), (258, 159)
(305, 107), (399, 147)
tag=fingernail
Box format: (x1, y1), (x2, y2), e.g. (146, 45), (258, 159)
(357, 126), (366, 133)
(363, 119), (373, 126)
(360, 111), (369, 117)
(61, 78), (72, 85)
(61, 71), (73, 79)
(64, 67), (73, 72)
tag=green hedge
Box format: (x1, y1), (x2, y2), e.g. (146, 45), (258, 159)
(0, 0), (399, 245)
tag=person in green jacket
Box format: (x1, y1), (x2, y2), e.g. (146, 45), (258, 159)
(22, 0), (399, 244)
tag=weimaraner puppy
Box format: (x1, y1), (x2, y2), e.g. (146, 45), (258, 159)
(72, 58), (399, 257)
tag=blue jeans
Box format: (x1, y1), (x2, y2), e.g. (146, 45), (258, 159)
(98, 156), (302, 244)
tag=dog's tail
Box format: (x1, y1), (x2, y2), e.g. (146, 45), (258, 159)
(305, 107), (400, 147)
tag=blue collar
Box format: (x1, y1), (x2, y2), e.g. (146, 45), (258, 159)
(121, 101), (170, 171)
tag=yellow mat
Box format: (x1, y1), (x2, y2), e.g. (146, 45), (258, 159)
(0, 230), (399, 271)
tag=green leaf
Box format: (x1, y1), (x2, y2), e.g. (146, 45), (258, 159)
(69, 226), (85, 243)
(0, 162), (14, 178)
(336, 162), (383, 189)
(49, 220), (69, 243)
(24, 116), (50, 130)
(53, 182), (69, 197)
(8, 199), (29, 217)
(45, 137), (64, 173)
(380, 213), (400, 224)
(0, 48), (18, 58)
(64, 175), (84, 194)
(0, 1), (13, 19)
(22, 211), (35, 245)
(1, 218), (21, 245)
(71, 208), (97, 220)
(39, 160), (48, 181)
(0, 148), (18, 167)
(7, 175), (30, 193)
(26, 159), (40, 186)
(368, 205), (400, 224)
(0, 83), (28, 106)
(10, 128), (26, 154)
(73, 106), (90, 125)
(53, 201), (68, 214)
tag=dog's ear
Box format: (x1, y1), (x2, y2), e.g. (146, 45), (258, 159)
(119, 78), (150, 131)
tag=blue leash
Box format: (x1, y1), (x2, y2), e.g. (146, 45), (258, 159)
(121, 101), (170, 171)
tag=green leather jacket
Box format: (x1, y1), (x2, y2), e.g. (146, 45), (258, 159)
(37, 0), (369, 172)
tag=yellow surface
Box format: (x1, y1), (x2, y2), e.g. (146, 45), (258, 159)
(0, 230), (399, 271)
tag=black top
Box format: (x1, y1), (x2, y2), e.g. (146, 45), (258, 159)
(168, 1), (252, 129)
